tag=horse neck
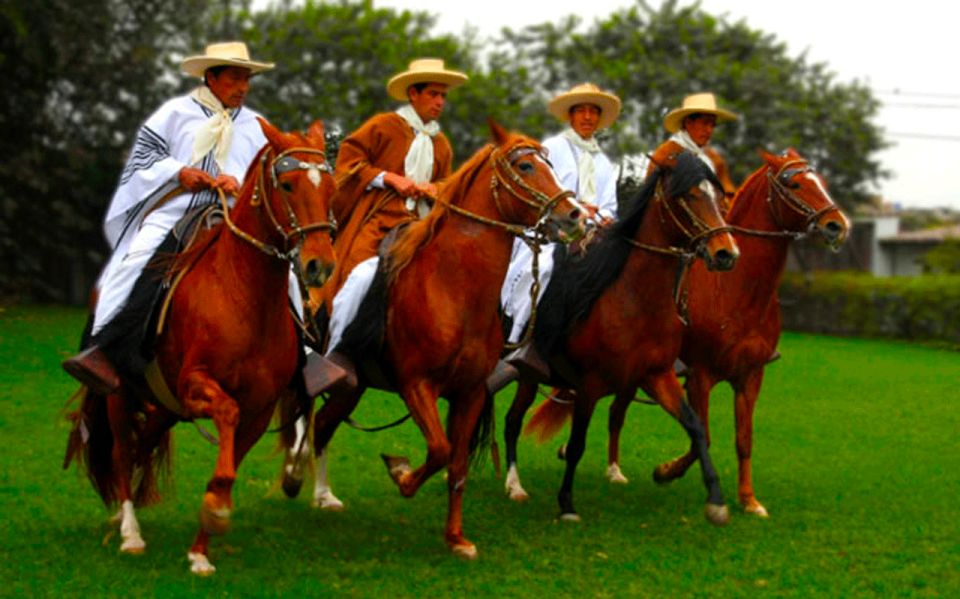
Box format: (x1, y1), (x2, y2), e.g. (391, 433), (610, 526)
(722, 167), (792, 296)
(218, 177), (291, 288)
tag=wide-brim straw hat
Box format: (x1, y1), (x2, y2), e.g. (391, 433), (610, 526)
(547, 83), (622, 129)
(663, 92), (738, 133)
(181, 41), (274, 78)
(386, 58), (469, 101)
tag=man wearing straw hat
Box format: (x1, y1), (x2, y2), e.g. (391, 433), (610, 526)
(491, 82), (622, 390)
(648, 92), (739, 211)
(62, 41), (274, 393)
(315, 58), (468, 391)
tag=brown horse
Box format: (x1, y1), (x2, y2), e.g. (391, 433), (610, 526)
(503, 152), (739, 524)
(602, 149), (850, 516)
(286, 121), (586, 558)
(63, 119), (337, 575)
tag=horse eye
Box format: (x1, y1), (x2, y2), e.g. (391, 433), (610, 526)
(280, 180), (294, 192)
(518, 161), (534, 174)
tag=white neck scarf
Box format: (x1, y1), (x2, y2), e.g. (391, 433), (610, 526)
(189, 86), (235, 171)
(561, 127), (602, 204)
(668, 130), (716, 173)
(396, 104), (440, 184)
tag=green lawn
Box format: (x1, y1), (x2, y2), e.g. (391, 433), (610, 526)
(1, 304), (958, 597)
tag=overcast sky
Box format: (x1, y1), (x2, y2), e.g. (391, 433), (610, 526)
(360, 0), (957, 210)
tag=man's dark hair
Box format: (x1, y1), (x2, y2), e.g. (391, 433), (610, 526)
(204, 66), (229, 87)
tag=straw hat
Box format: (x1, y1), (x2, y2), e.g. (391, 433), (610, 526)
(386, 58), (469, 101)
(547, 83), (622, 129)
(181, 41), (275, 78)
(663, 93), (738, 133)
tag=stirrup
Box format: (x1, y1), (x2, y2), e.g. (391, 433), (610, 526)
(766, 350), (781, 365)
(303, 352), (355, 396)
(505, 343), (550, 381)
(673, 358), (688, 378)
(62, 345), (121, 395)
(486, 360), (519, 395)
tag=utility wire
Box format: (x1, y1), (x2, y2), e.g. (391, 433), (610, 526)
(875, 89), (960, 100)
(887, 132), (960, 141)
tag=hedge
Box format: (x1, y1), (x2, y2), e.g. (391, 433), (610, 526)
(779, 271), (960, 347)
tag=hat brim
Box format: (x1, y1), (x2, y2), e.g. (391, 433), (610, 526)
(386, 70), (468, 101)
(663, 107), (738, 133)
(548, 92), (622, 129)
(181, 57), (275, 78)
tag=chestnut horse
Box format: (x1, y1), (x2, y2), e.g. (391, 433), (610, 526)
(63, 119), (337, 575)
(602, 149), (850, 516)
(286, 121), (586, 558)
(503, 152), (739, 524)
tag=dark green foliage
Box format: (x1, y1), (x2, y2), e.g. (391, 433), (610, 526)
(781, 271), (960, 346)
(2, 0), (887, 302)
(921, 238), (960, 274)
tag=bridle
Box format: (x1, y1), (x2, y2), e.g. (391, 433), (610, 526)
(218, 145), (338, 345)
(727, 158), (841, 241)
(219, 145), (337, 262)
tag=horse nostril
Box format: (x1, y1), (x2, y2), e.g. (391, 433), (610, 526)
(305, 259), (333, 287)
(825, 221), (843, 238)
(568, 208), (582, 222)
(713, 249), (737, 271)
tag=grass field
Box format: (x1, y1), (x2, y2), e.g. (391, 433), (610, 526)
(1, 304), (958, 597)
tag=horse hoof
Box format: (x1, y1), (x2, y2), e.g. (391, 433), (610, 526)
(312, 491), (345, 511)
(281, 476), (304, 499)
(606, 463), (629, 484)
(120, 537), (146, 554)
(744, 501), (769, 518)
(705, 503), (730, 526)
(382, 454), (411, 478)
(652, 463), (680, 485)
(507, 488), (530, 502)
(188, 551), (216, 576)
(559, 512), (581, 523)
(450, 542), (478, 560)
(200, 494), (231, 536)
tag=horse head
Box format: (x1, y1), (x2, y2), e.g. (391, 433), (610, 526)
(759, 149), (851, 250)
(657, 151), (739, 271)
(487, 119), (587, 242)
(256, 118), (337, 308)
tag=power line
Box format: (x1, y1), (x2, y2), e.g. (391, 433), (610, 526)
(875, 89), (960, 100)
(887, 132), (960, 141)
(882, 101), (960, 110)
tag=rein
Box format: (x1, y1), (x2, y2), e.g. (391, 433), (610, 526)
(726, 159), (839, 241)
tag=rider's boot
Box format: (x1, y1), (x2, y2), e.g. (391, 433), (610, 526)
(62, 346), (121, 395)
(303, 351), (357, 396)
(505, 342), (550, 382)
(486, 360), (519, 395)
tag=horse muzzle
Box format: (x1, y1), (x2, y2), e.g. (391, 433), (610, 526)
(701, 231), (740, 272)
(815, 209), (851, 252)
(303, 257), (335, 287)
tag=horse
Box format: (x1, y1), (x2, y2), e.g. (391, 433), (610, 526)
(601, 148), (850, 516)
(63, 118), (337, 575)
(502, 151), (740, 524)
(282, 120), (586, 559)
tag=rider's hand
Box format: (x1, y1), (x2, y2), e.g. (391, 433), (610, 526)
(414, 183), (438, 199)
(178, 167), (215, 193)
(384, 172), (420, 197)
(214, 174), (241, 197)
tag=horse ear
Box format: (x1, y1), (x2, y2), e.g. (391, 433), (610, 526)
(306, 119), (326, 149)
(488, 118), (509, 146)
(756, 148), (778, 166)
(258, 117), (286, 151)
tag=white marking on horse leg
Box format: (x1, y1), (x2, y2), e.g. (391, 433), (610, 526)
(311, 449), (343, 510)
(505, 464), (529, 502)
(606, 462), (629, 484)
(188, 551), (216, 575)
(284, 417), (310, 478)
(119, 500), (145, 553)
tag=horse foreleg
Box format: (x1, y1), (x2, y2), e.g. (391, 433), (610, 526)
(654, 369), (713, 483)
(311, 387), (363, 510)
(606, 390), (634, 484)
(503, 379), (538, 502)
(105, 393), (145, 554)
(644, 372), (728, 526)
(383, 380), (449, 498)
(734, 369), (768, 517)
(557, 393), (599, 521)
(443, 388), (489, 559)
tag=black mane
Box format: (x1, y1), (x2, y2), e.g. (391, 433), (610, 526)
(533, 151), (719, 356)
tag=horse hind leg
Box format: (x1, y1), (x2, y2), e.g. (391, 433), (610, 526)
(441, 388), (490, 559)
(557, 394), (600, 522)
(503, 379), (539, 502)
(654, 371), (711, 484)
(281, 415), (312, 499)
(606, 390), (634, 484)
(310, 386), (364, 510)
(106, 393), (146, 554)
